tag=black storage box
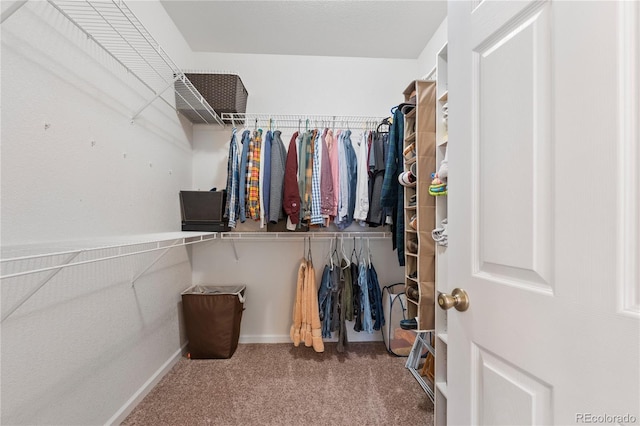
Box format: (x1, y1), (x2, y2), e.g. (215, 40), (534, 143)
(176, 73), (248, 123)
(179, 190), (229, 232)
(182, 285), (245, 359)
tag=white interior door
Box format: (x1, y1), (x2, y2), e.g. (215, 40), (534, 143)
(447, 1), (640, 424)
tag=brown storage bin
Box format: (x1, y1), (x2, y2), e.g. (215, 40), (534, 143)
(181, 285), (245, 359)
(176, 73), (248, 123)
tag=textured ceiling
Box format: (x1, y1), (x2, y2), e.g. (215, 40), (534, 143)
(160, 1), (447, 59)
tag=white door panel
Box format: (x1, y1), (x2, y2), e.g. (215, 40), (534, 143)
(472, 344), (553, 426)
(474, 2), (552, 292)
(619, 0), (640, 318)
(448, 1), (640, 424)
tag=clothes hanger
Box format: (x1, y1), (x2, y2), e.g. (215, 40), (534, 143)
(303, 237), (307, 261)
(351, 237), (358, 264)
(307, 237), (313, 264)
(331, 237), (340, 270)
(367, 238), (372, 267)
(340, 236), (350, 268)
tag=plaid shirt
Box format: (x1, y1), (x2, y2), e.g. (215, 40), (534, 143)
(247, 130), (262, 220)
(238, 130), (251, 223)
(310, 130), (323, 225)
(224, 128), (240, 228)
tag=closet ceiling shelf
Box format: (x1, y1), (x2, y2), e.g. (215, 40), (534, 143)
(221, 113), (388, 129)
(45, 0), (224, 126)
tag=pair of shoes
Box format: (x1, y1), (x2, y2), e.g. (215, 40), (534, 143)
(432, 218), (448, 246)
(408, 270), (417, 279)
(406, 286), (419, 301)
(399, 170), (416, 187)
(407, 239), (418, 254)
(409, 215), (418, 230)
(400, 318), (418, 330)
(408, 194), (417, 207)
(403, 142), (416, 161)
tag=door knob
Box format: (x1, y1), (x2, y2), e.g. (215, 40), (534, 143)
(438, 288), (469, 312)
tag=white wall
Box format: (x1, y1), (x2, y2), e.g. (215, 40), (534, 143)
(417, 18), (448, 79)
(188, 52), (414, 342)
(1, 1), (194, 424)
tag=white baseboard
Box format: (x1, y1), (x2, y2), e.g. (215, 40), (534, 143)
(105, 342), (187, 426)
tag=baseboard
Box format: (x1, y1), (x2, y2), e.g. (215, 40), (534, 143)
(238, 334), (291, 344)
(238, 333), (383, 344)
(105, 342), (188, 426)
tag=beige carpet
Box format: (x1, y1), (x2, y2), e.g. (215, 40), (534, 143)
(122, 342), (434, 425)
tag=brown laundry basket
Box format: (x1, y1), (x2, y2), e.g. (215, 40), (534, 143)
(181, 285), (245, 359)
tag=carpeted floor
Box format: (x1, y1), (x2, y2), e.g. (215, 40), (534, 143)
(122, 342), (434, 425)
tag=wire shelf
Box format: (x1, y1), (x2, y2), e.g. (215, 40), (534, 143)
(219, 231), (391, 241)
(221, 113), (389, 130)
(47, 0), (224, 125)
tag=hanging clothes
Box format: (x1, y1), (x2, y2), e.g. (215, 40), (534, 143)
(298, 131), (310, 222)
(262, 130), (272, 225)
(344, 130), (358, 228)
(310, 130), (323, 225)
(320, 129), (335, 225)
(224, 128), (240, 228)
(351, 259), (361, 332)
(269, 130), (287, 224)
(318, 265), (333, 339)
(302, 130), (315, 222)
(336, 263), (348, 353)
(367, 262), (385, 331)
(358, 257), (373, 333)
(380, 107), (405, 266)
(247, 130), (262, 220)
(283, 132), (301, 229)
(366, 131), (388, 226)
(354, 131), (370, 222)
(326, 129), (340, 219)
(290, 255), (324, 353)
(336, 131), (348, 228)
(238, 130), (251, 223)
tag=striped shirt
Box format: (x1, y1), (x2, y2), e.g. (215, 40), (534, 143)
(310, 130), (323, 225)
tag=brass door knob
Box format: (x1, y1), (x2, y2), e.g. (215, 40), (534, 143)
(438, 288), (470, 312)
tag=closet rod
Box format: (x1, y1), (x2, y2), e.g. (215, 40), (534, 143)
(220, 232), (391, 241)
(221, 113), (388, 129)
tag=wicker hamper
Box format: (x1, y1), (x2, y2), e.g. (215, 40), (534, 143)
(175, 73), (248, 123)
